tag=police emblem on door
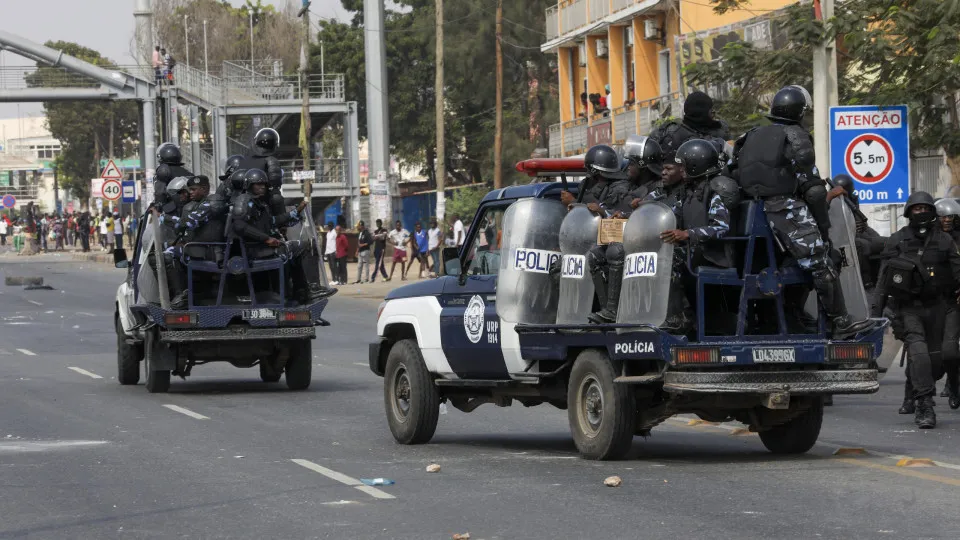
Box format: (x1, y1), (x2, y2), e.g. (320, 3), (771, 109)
(463, 295), (485, 344)
(893, 273), (903, 284)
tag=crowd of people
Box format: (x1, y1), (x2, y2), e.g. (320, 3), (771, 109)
(0, 210), (136, 254)
(321, 214), (466, 286)
(152, 45), (176, 85)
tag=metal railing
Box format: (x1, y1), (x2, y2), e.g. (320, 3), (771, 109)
(173, 64), (225, 105)
(278, 158), (348, 186)
(0, 183), (40, 199)
(0, 66), (100, 89)
(613, 105), (637, 143)
(560, 0), (588, 35)
(589, 0), (610, 23)
(545, 5), (560, 40)
(549, 92), (682, 157)
(548, 123), (562, 158)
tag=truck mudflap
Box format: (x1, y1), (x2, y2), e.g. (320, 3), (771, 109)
(662, 369), (878, 395)
(161, 326), (316, 343)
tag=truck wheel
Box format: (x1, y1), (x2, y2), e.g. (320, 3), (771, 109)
(116, 317), (141, 386)
(759, 400), (824, 455)
(259, 361), (282, 383)
(567, 349), (635, 460)
(285, 339), (312, 390)
(144, 329), (171, 394)
(384, 339), (440, 445)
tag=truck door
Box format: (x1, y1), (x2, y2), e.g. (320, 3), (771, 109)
(440, 203), (512, 379)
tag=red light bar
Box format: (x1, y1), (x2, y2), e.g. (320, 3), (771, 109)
(515, 157), (587, 176)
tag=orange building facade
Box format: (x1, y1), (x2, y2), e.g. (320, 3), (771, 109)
(543, 0), (795, 157)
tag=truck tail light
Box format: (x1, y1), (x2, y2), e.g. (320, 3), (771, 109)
(279, 311), (311, 325)
(164, 312), (197, 327)
(828, 343), (872, 363)
(672, 347), (720, 365)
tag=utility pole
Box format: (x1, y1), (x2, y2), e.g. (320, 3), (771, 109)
(364, 0), (391, 224)
(184, 14), (189, 67)
(299, 2), (313, 204)
(249, 10), (255, 72)
(435, 0), (446, 222)
(493, 0), (503, 189)
(812, 0), (838, 178)
(203, 20), (209, 77)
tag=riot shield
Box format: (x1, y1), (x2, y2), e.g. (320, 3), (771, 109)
(557, 205), (601, 324)
(616, 202), (676, 330)
(135, 214), (160, 305)
(496, 198), (567, 324)
(289, 207), (330, 287)
(805, 197), (870, 321)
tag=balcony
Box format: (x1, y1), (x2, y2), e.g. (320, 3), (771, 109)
(548, 0), (654, 45)
(548, 92), (682, 157)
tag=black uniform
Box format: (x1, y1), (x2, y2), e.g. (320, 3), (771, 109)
(585, 176), (633, 322)
(154, 163), (193, 207)
(873, 220), (960, 426)
(240, 153), (286, 219)
(649, 91), (730, 158)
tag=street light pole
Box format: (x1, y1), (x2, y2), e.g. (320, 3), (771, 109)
(249, 11), (255, 70)
(184, 14), (189, 67)
(203, 20), (209, 77)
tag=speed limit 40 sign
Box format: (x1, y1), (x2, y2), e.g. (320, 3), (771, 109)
(101, 179), (122, 201)
(829, 105), (909, 206)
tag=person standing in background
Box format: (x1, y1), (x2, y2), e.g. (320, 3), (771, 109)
(0, 216), (7, 246)
(428, 218), (442, 276)
(354, 221), (372, 284)
(413, 222), (429, 279)
(113, 212), (124, 251)
(152, 45), (162, 85)
(451, 214), (465, 248)
(387, 220), (410, 282)
(371, 219), (389, 282)
(325, 222), (339, 285)
(334, 224), (349, 285)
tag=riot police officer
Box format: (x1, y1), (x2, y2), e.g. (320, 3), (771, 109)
(658, 140), (738, 333)
(731, 85), (872, 338)
(560, 144), (624, 209)
(154, 143), (193, 205)
(649, 91), (730, 160)
(612, 135), (663, 211)
(872, 192), (960, 427)
(150, 176), (191, 309)
(241, 128), (286, 218)
(935, 197), (960, 405)
(216, 155), (246, 198)
(175, 175), (229, 263)
(232, 170), (335, 303)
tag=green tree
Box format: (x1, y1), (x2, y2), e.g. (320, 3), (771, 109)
(25, 41), (140, 201)
(692, 0), (960, 182)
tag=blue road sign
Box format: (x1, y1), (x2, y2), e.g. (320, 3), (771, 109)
(829, 105), (909, 206)
(2, 194), (16, 208)
(121, 180), (137, 203)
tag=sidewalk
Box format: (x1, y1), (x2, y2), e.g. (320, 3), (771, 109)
(64, 250), (428, 301)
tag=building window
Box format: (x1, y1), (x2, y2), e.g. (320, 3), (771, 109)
(658, 49), (671, 96)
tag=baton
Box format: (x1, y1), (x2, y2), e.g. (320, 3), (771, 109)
(824, 177), (869, 224)
(560, 172), (568, 192)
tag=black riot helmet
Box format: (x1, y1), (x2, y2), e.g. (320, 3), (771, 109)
(157, 143), (183, 166)
(222, 155), (245, 177)
(622, 135), (663, 174)
(833, 174), (855, 194)
(584, 144), (626, 178)
(904, 191), (936, 217)
(230, 170), (247, 192)
(253, 128), (280, 155)
(243, 168), (270, 191)
(768, 85), (811, 124)
(676, 139), (720, 179)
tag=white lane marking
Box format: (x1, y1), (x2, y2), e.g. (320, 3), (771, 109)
(17, 348), (36, 356)
(352, 362), (367, 366)
(322, 500), (360, 506)
(162, 404), (210, 420)
(76, 312), (97, 317)
(0, 440), (109, 453)
(67, 367), (103, 379)
(26, 300), (42, 306)
(291, 459), (396, 500)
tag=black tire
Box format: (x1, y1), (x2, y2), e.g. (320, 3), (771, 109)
(567, 349), (636, 460)
(144, 329), (171, 394)
(259, 361), (282, 383)
(116, 316), (141, 386)
(384, 339), (440, 445)
(758, 400), (824, 455)
(285, 339), (312, 390)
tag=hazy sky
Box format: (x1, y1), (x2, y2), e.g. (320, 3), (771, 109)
(0, 0), (351, 119)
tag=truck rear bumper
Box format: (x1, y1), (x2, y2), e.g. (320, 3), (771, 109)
(161, 326), (316, 343)
(662, 369), (878, 395)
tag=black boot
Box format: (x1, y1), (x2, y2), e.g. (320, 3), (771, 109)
(165, 256), (188, 310)
(589, 264), (622, 324)
(813, 270), (873, 338)
(590, 269), (608, 308)
(898, 398), (915, 415)
(915, 396), (936, 429)
(947, 372), (960, 410)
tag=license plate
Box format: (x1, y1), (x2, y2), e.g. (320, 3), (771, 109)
(751, 348), (795, 363)
(242, 308), (276, 320)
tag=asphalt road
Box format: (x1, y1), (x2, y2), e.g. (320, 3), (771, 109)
(1, 257), (959, 539)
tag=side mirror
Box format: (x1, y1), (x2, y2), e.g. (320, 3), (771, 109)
(441, 246), (461, 277)
(113, 248), (129, 269)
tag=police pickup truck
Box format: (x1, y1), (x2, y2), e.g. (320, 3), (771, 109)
(114, 212), (328, 393)
(370, 158), (888, 460)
